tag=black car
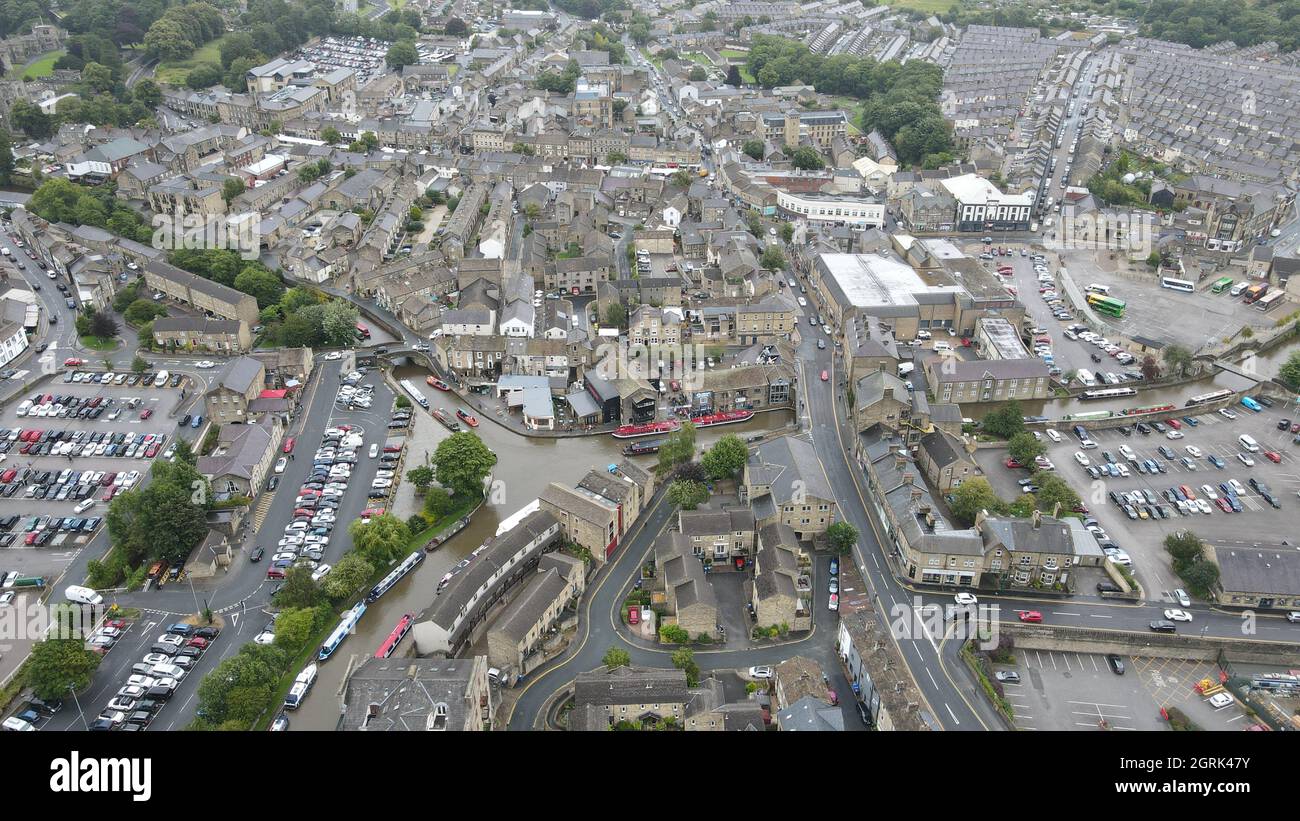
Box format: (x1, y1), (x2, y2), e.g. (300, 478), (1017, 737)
(26, 698), (62, 716)
(194, 626), (220, 640)
(1107, 654), (1125, 675)
(267, 476), (280, 491)
(179, 414), (191, 427)
(1096, 581), (1121, 594)
(250, 546), (264, 563)
(1148, 620), (1177, 633)
(148, 643), (178, 657)
(1136, 422), (1151, 434)
(1115, 425), (1132, 437)
(144, 686), (172, 701)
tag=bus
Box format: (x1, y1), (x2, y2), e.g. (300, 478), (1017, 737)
(1084, 283), (1111, 295)
(1184, 388), (1235, 407)
(355, 321), (371, 340)
(1254, 290), (1285, 312)
(1243, 283), (1268, 304)
(1079, 387), (1137, 401)
(1160, 276), (1195, 292)
(1210, 276), (1234, 294)
(1087, 293), (1126, 317)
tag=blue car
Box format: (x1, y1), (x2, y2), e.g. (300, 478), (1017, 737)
(1207, 455), (1225, 469)
(1241, 396), (1262, 412)
(190, 415), (203, 429)
(829, 558), (839, 576)
(1227, 495), (1242, 513)
(1182, 416), (1199, 427)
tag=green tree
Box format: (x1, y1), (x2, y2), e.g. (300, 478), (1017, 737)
(760, 246), (785, 270)
(825, 521), (858, 554)
(385, 40), (418, 70)
(741, 139), (764, 160)
(321, 126), (342, 145)
(1163, 530), (1204, 570)
(185, 62), (223, 89)
(233, 266), (285, 310)
(1180, 560), (1220, 598)
(656, 422), (697, 474)
(124, 299), (167, 325)
(434, 432), (498, 499)
(780, 223), (794, 243)
(320, 300), (360, 346)
(1007, 431), (1045, 466)
(131, 355), (148, 374)
(348, 514), (412, 567)
(406, 465), (435, 491)
(271, 607), (320, 651)
(688, 66), (707, 82)
(1279, 350), (1300, 389)
(671, 648), (701, 686)
(659, 623), (690, 643)
(668, 479), (710, 510)
(321, 553), (374, 600)
(423, 486), (454, 520)
(1163, 344), (1193, 377)
(221, 177), (245, 206)
(790, 146), (825, 170)
(272, 566), (324, 610)
(445, 16), (469, 36)
(1034, 473), (1080, 514)
(981, 401), (1025, 439)
(949, 478), (1004, 526)
(132, 79), (162, 109)
(194, 645), (284, 728)
(10, 99), (53, 139)
(26, 635), (101, 700)
(701, 434), (748, 480)
(603, 302), (627, 328)
(602, 647), (630, 668)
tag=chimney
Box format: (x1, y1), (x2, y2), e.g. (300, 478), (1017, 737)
(878, 362), (886, 373)
(1032, 510), (1042, 529)
(911, 486), (922, 502)
(902, 472), (914, 486)
(1051, 502), (1061, 519)
(975, 508), (988, 529)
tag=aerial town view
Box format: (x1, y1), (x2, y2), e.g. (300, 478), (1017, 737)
(0, 0), (1295, 764)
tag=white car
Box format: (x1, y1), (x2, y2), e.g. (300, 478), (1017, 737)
(371, 479), (392, 489)
(1166, 430), (1184, 440)
(1196, 498), (1213, 514)
(274, 456), (288, 474)
(1185, 446), (1202, 458)
(254, 631), (275, 645)
(748, 665), (774, 680)
(368, 443), (379, 458)
(1208, 692), (1235, 709)
(1045, 429), (1061, 443)
(954, 593), (978, 606)
(1118, 445), (1136, 461)
(1237, 452), (1255, 467)
(324, 351), (342, 361)
(194, 360), (216, 369)
(1228, 479), (1247, 496)
(1163, 609), (1193, 623)
(311, 564), (332, 582)
(1199, 485), (1218, 500)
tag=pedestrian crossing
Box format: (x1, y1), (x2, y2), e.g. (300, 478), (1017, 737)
(251, 492), (276, 531)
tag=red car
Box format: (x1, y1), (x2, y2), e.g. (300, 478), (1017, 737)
(1291, 423), (1300, 434)
(145, 444), (159, 458)
(101, 486), (117, 501)
(820, 370), (829, 381)
(1167, 418), (1182, 430)
(1216, 497), (1233, 513)
(139, 408), (152, 420)
(362, 508), (385, 517)
(100, 472), (116, 486)
(186, 637), (209, 649)
(1004, 457), (1025, 469)
(1263, 451), (1282, 464)
(283, 437), (296, 454)
(63, 358), (83, 367)
(24, 532), (37, 545)
(1018, 611), (1043, 623)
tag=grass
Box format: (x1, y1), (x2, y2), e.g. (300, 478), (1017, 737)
(884, 0), (957, 12)
(7, 50), (64, 80)
(78, 335), (118, 351)
(718, 49), (748, 59)
(406, 495), (478, 551)
(155, 36), (228, 87)
(682, 52), (711, 66)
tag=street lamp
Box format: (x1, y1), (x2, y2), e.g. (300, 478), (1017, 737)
(68, 684), (89, 731)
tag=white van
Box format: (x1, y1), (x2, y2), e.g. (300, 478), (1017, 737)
(797, 297), (807, 308)
(1085, 283), (1110, 295)
(15, 400), (30, 417)
(1238, 434), (1260, 453)
(1229, 282), (1249, 298)
(64, 585), (103, 606)
(153, 370), (169, 388)
(933, 341), (953, 353)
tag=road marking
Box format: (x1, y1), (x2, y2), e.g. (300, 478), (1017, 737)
(1088, 613), (1112, 618)
(925, 667), (937, 688)
(1052, 611), (1081, 616)
(945, 703), (959, 725)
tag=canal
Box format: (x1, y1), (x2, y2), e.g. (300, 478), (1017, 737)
(290, 362), (794, 729)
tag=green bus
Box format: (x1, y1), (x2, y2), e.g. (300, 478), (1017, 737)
(1211, 276), (1234, 294)
(1087, 293), (1126, 318)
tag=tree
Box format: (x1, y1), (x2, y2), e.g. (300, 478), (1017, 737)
(434, 432), (497, 499)
(1163, 530), (1204, 570)
(760, 246), (785, 270)
(1034, 473), (1080, 514)
(825, 521), (859, 555)
(131, 355), (148, 374)
(423, 486), (454, 520)
(701, 434), (748, 480)
(949, 478), (1004, 526)
(271, 607), (320, 651)
(88, 310), (118, 340)
(659, 624), (690, 643)
(688, 66), (707, 81)
(321, 126), (341, 145)
(385, 40), (418, 70)
(132, 79), (162, 109)
(124, 299), (166, 325)
(602, 647), (630, 669)
(26, 634), (101, 700)
(1163, 344), (1193, 377)
(741, 139), (765, 160)
(445, 16), (469, 36)
(726, 64), (743, 86)
(671, 648), (700, 686)
(1180, 560), (1220, 598)
(1140, 355), (1160, 382)
(780, 223), (794, 243)
(790, 146), (825, 171)
(657, 422), (697, 474)
(320, 300), (360, 346)
(1279, 350), (1300, 389)
(1007, 431), (1045, 466)
(185, 62), (223, 89)
(233, 266), (284, 310)
(348, 514), (412, 567)
(321, 553), (374, 600)
(981, 401), (1025, 439)
(274, 566), (325, 609)
(603, 302), (627, 328)
(194, 645), (284, 728)
(668, 479), (710, 510)
(221, 177), (245, 206)
(406, 465), (435, 491)
(10, 99), (54, 139)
